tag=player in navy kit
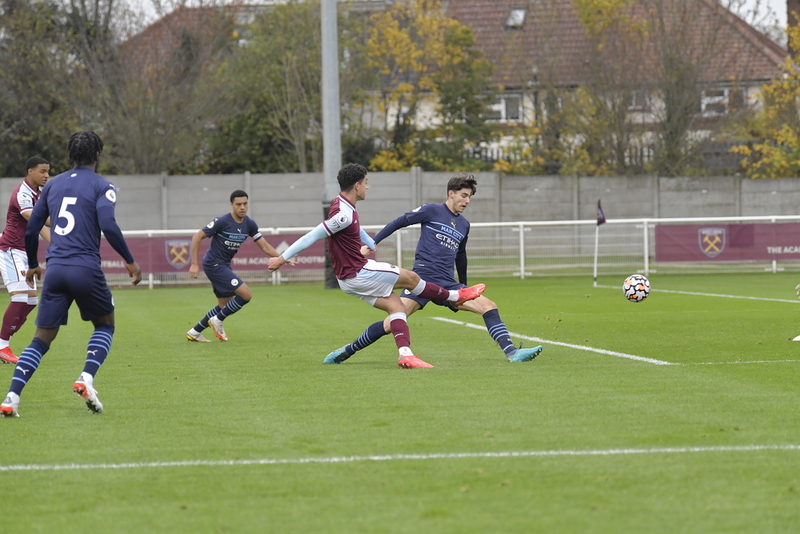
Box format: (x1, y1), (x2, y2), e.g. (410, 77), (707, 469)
(186, 190), (287, 343)
(324, 174), (543, 364)
(268, 163), (486, 369)
(1, 131), (142, 417)
(0, 156), (51, 364)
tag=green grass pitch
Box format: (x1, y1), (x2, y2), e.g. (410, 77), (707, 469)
(1, 273), (800, 533)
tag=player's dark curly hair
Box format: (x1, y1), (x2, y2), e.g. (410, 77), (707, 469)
(337, 163), (368, 192)
(25, 156), (48, 172)
(68, 131), (104, 167)
(230, 190), (248, 202)
(447, 173), (477, 196)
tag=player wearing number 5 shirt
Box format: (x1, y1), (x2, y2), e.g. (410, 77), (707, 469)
(1, 131), (141, 418)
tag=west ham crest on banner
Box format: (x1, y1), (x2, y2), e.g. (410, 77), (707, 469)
(698, 228), (726, 258)
(165, 240), (191, 269)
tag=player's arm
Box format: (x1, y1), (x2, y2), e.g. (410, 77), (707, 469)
(268, 224), (328, 271)
(97, 205), (141, 285)
(254, 235), (296, 266)
(372, 206), (430, 246)
(23, 199), (48, 270)
(189, 229), (207, 279)
(360, 228), (376, 249)
(359, 228), (376, 257)
(22, 210), (52, 243)
(455, 235), (469, 286)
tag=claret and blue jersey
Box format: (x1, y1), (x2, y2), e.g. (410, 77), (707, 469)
(201, 213), (262, 267)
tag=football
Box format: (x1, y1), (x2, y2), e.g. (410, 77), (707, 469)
(623, 274), (650, 302)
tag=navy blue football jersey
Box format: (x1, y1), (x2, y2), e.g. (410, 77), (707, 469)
(28, 167), (120, 269)
(201, 213), (262, 267)
(374, 203), (470, 281)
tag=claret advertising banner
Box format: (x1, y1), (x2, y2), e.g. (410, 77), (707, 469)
(655, 223), (800, 262)
(97, 234), (327, 274)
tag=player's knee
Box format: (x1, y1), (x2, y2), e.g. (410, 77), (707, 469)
(236, 286), (253, 302)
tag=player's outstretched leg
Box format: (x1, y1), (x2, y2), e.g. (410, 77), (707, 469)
(406, 277), (485, 308)
(454, 284), (486, 307)
(323, 321), (389, 364)
(481, 309), (544, 363)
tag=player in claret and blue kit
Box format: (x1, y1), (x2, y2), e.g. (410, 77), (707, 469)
(324, 173), (543, 364)
(186, 190), (287, 343)
(268, 163), (486, 369)
(0, 156), (51, 364)
(1, 131), (142, 418)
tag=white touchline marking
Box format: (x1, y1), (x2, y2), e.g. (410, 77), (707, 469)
(2, 445), (799, 472)
(686, 360), (800, 365)
(596, 285), (800, 304)
(432, 317), (675, 365)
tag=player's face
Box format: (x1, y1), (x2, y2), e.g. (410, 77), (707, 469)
(354, 176), (369, 201)
(231, 196), (248, 221)
(447, 188), (473, 214)
(27, 164), (49, 188)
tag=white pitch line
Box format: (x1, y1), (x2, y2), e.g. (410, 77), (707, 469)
(431, 317), (675, 365)
(686, 359), (800, 365)
(2, 444), (799, 472)
(596, 285), (800, 304)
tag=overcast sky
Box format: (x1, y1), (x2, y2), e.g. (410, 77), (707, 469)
(741, 0), (787, 26)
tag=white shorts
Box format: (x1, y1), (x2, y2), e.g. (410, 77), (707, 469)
(338, 259), (400, 307)
(0, 248), (35, 292)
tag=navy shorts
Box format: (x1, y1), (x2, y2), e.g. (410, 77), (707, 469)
(36, 264), (115, 328)
(400, 276), (464, 312)
(203, 262), (244, 299)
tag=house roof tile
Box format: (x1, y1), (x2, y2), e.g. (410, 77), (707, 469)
(444, 0), (788, 89)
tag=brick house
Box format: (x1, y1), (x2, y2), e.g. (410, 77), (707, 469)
(443, 0), (786, 126)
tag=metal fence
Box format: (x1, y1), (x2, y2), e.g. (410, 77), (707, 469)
(96, 215), (800, 289)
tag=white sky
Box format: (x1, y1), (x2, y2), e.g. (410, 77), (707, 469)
(741, 0), (787, 26)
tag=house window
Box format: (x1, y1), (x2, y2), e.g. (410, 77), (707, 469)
(506, 8), (526, 30)
(698, 88), (742, 117)
(488, 95), (522, 122)
(627, 87), (650, 111)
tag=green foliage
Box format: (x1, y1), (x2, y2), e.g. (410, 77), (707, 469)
(0, 0), (76, 176)
(730, 25), (800, 178)
(366, 0), (495, 172)
(208, 0), (374, 173)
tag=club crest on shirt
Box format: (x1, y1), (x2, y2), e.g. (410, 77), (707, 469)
(165, 239), (191, 269)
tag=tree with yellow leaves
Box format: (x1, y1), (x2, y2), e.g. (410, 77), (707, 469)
(731, 24), (800, 178)
(366, 0), (493, 171)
